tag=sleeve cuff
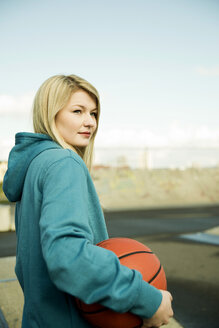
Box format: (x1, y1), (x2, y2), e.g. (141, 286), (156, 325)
(131, 279), (163, 319)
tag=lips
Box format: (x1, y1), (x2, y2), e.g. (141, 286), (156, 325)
(78, 132), (91, 135)
(78, 132), (91, 138)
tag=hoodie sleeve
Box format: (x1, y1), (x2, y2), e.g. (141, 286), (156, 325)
(39, 155), (162, 319)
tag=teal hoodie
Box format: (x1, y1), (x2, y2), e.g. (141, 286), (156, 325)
(3, 132), (162, 328)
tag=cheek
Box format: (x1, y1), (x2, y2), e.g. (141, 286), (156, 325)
(64, 123), (81, 140)
(55, 114), (72, 139)
(56, 113), (76, 131)
(93, 119), (97, 131)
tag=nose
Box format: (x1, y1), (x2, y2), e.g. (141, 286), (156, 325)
(84, 113), (96, 127)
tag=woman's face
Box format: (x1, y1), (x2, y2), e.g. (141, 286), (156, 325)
(55, 89), (98, 148)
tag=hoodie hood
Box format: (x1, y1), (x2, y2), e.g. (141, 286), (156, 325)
(3, 132), (61, 202)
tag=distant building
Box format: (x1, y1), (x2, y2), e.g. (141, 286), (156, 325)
(138, 149), (153, 169)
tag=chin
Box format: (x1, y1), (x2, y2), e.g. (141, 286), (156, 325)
(77, 142), (90, 147)
(72, 142), (90, 149)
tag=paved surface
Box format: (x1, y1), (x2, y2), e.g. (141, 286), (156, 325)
(105, 206), (219, 237)
(104, 207), (219, 328)
(0, 205), (219, 328)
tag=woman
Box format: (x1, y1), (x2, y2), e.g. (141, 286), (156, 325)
(3, 74), (173, 328)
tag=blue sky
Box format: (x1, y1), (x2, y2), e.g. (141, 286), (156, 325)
(0, 0), (219, 161)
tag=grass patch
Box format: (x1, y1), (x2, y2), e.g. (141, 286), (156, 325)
(0, 182), (9, 204)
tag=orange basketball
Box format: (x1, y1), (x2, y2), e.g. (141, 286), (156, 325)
(75, 237), (167, 328)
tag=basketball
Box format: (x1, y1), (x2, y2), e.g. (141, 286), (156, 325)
(75, 237), (167, 328)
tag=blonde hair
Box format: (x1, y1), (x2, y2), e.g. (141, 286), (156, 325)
(33, 74), (100, 170)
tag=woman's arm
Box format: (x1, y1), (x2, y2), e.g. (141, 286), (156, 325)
(39, 155), (162, 319)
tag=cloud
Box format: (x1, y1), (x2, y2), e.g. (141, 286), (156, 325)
(195, 66), (219, 76)
(0, 92), (35, 115)
(167, 121), (219, 147)
(95, 127), (166, 148)
(95, 122), (219, 148)
(94, 123), (219, 168)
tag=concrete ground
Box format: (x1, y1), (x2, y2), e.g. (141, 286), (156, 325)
(0, 257), (23, 328)
(1, 206), (219, 328)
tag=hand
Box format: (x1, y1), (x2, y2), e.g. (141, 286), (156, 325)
(141, 290), (173, 328)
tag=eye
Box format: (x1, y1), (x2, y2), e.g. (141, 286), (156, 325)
(73, 109), (81, 114)
(91, 112), (98, 118)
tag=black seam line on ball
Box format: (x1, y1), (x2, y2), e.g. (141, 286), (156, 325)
(79, 307), (108, 314)
(118, 251), (153, 260)
(148, 264), (162, 284)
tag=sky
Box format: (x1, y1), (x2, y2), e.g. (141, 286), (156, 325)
(0, 0), (219, 165)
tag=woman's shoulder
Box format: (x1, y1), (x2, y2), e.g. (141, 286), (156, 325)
(42, 148), (84, 164)
(32, 148), (88, 176)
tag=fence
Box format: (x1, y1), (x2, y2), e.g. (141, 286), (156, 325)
(1, 147), (219, 173)
(93, 147), (219, 169)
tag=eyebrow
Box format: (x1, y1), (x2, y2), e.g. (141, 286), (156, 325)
(72, 104), (97, 111)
